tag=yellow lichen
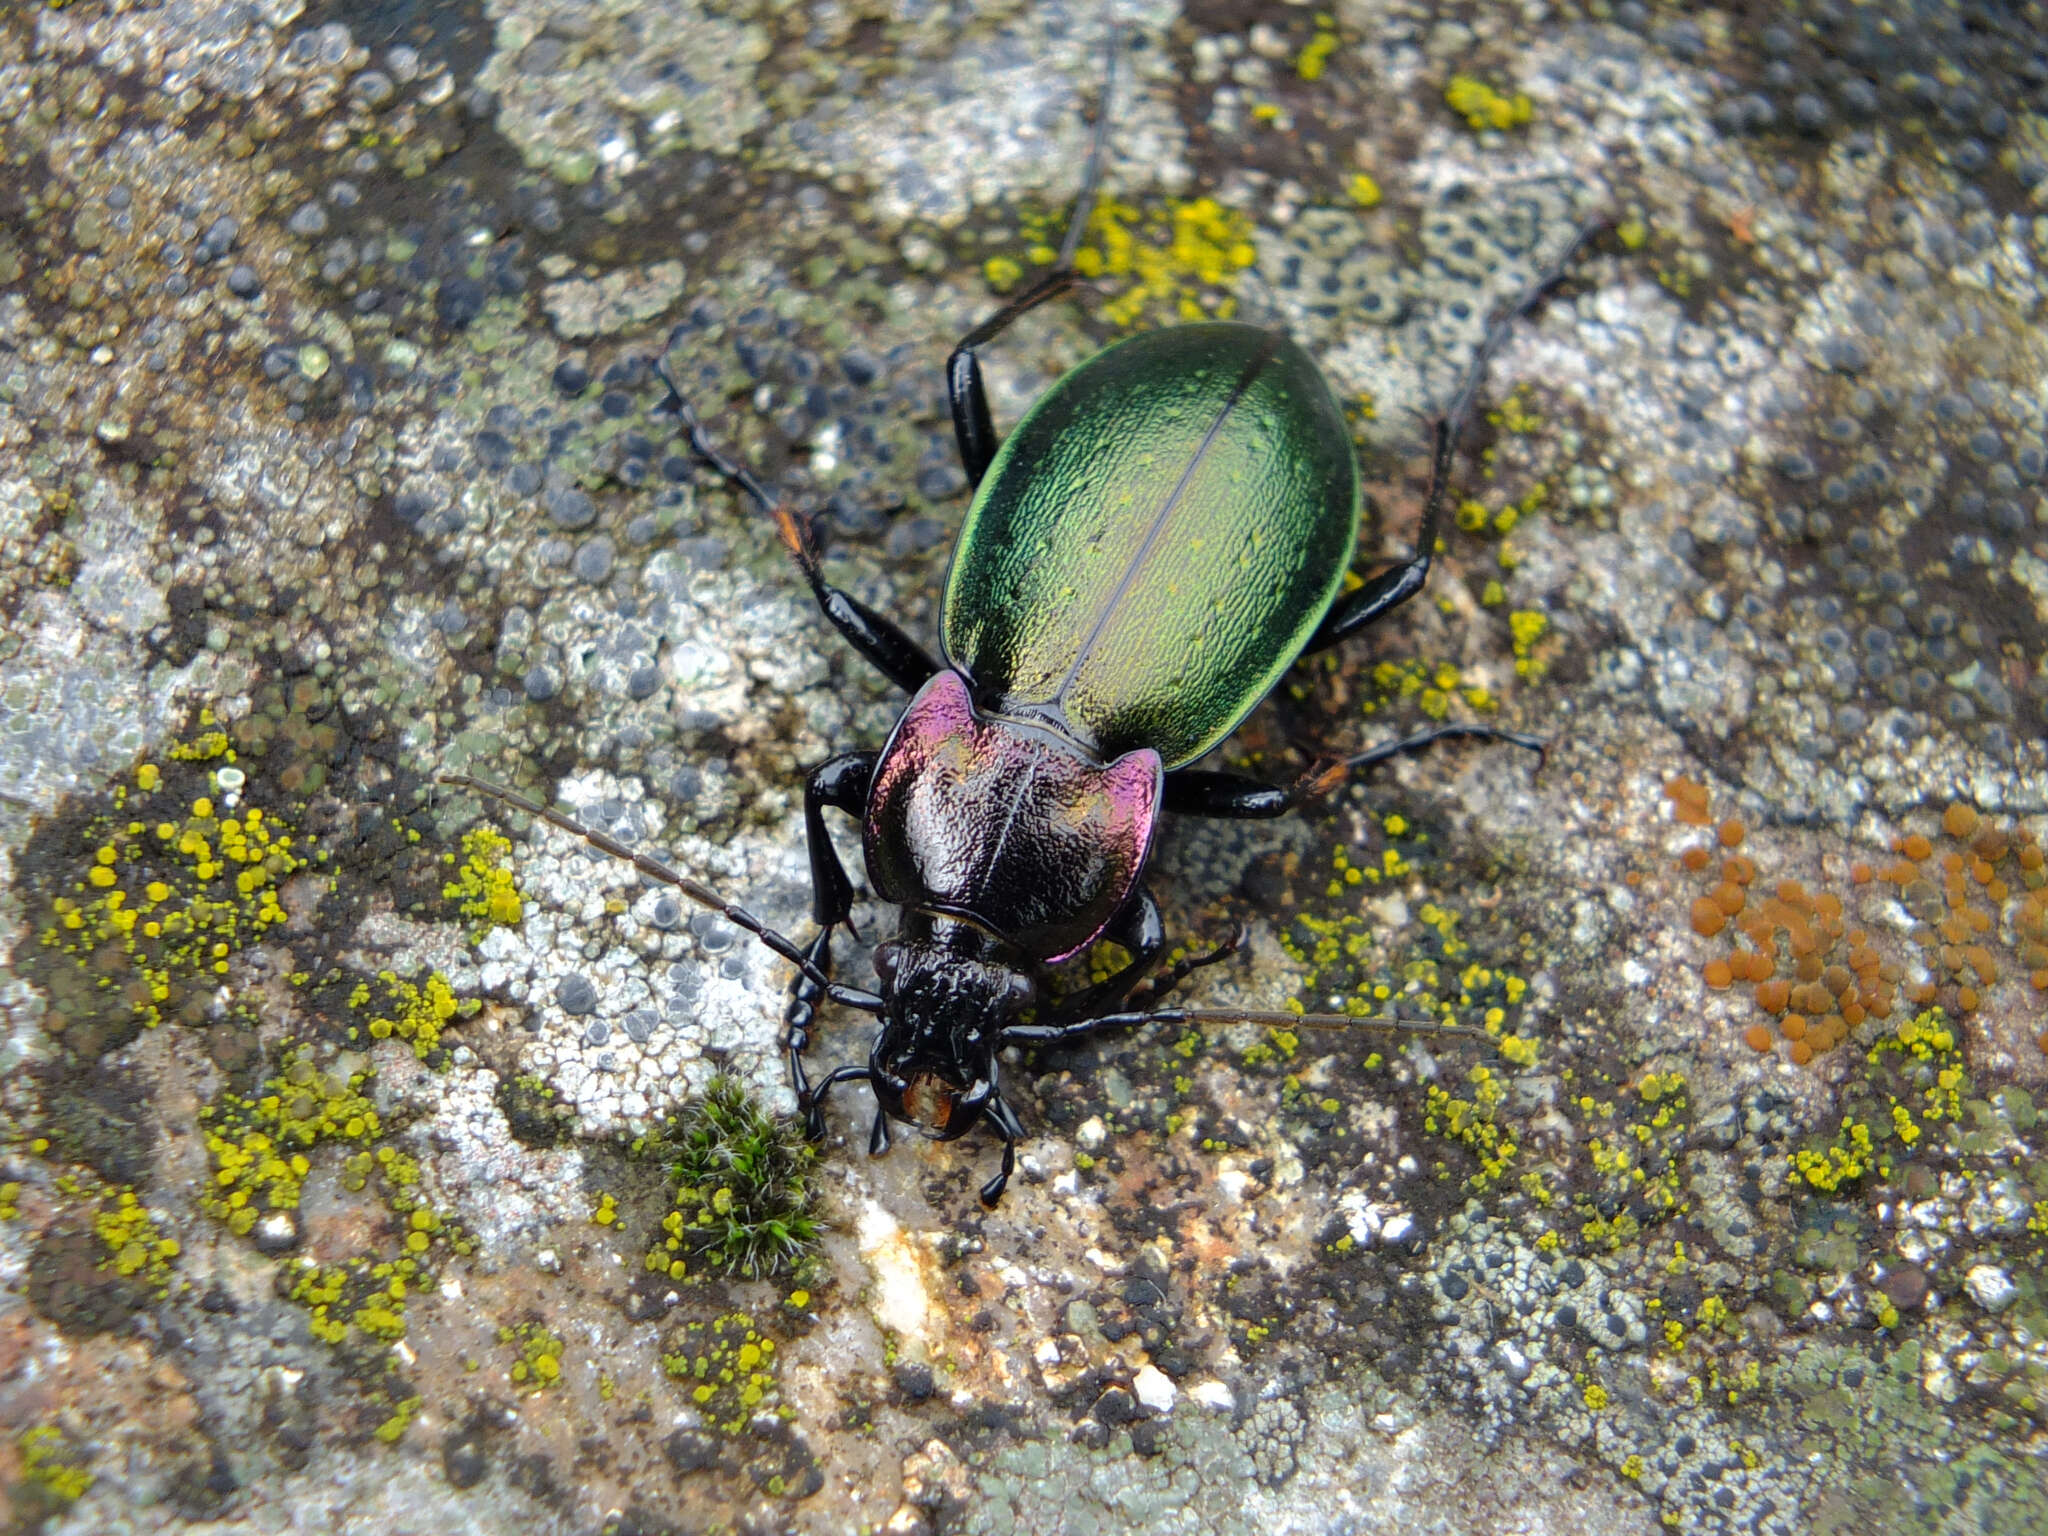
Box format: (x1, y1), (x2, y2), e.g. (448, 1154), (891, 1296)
(1444, 74), (1534, 132)
(443, 826), (525, 936)
(362, 970), (459, 1059)
(1071, 196), (1258, 327)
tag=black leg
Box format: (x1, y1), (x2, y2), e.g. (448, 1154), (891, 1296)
(1127, 924), (1246, 1010)
(656, 358), (941, 694)
(1163, 723), (1543, 821)
(979, 1093), (1026, 1207)
(807, 1065), (872, 1127)
(869, 1107), (891, 1156)
(947, 268), (1087, 487)
(785, 753), (876, 1134)
(1047, 895), (1246, 1026)
(1305, 220), (1606, 657)
(1044, 886), (1167, 1025)
(945, 22), (1119, 487)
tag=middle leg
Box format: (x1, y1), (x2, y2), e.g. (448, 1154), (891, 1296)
(1164, 722), (1543, 820)
(1305, 220), (1606, 656)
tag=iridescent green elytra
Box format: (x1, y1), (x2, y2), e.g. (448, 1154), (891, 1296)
(941, 322), (1360, 769)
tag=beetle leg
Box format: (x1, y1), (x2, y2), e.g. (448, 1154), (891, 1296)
(946, 268), (1088, 487)
(1126, 922), (1247, 1010)
(979, 1093), (1028, 1207)
(943, 24), (1122, 486)
(869, 1107), (892, 1157)
(787, 753), (878, 1128)
(1044, 887), (1167, 1024)
(1304, 220), (1606, 657)
(1162, 723), (1543, 820)
(655, 360), (940, 693)
(804, 1064), (874, 1139)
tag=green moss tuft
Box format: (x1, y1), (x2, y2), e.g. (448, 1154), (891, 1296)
(642, 1077), (818, 1281)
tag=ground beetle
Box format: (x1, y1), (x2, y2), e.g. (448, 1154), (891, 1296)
(444, 38), (1599, 1205)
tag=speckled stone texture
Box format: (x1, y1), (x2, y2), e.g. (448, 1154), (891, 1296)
(1, 2), (2046, 1534)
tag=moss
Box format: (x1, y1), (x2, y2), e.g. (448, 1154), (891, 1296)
(640, 1077), (818, 1282)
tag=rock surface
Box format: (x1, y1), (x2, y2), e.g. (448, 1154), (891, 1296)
(1, 2), (2046, 1534)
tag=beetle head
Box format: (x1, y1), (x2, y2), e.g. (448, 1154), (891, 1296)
(868, 935), (1034, 1140)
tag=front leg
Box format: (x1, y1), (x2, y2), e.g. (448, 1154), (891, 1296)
(979, 1092), (1027, 1207)
(785, 752), (876, 1133)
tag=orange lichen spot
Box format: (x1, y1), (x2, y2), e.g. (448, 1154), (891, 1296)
(1903, 834), (1933, 862)
(1775, 880), (1807, 904)
(1850, 862), (1874, 885)
(1743, 1024), (1775, 1053)
(1972, 829), (2008, 862)
(2020, 845), (2044, 872)
(1782, 1013), (1808, 1041)
(1822, 964), (1853, 996)
(2034, 970), (2048, 992)
(1690, 899), (1727, 938)
(1882, 860), (1919, 885)
(1680, 847), (1711, 873)
(1665, 776), (1710, 808)
(1796, 953), (1824, 983)
(1958, 986), (1979, 1012)
(1842, 1002), (1866, 1027)
(1719, 820), (1746, 848)
(1747, 952), (1776, 983)
(1988, 878), (2009, 903)
(1722, 855), (1757, 885)
(1789, 1040), (1813, 1066)
(1712, 882), (1747, 917)
(1624, 869), (1644, 887)
(1971, 858), (1994, 885)
(1943, 803), (1980, 840)
(1964, 946), (1996, 984)
(1940, 851), (1965, 877)
(1788, 925), (1819, 959)
(1703, 959), (1734, 990)
(1664, 777), (1712, 826)
(1756, 979), (1790, 1013)
(1965, 907), (1993, 934)
(1815, 892), (1843, 922)
(1910, 981), (1938, 1006)
(1938, 915), (1969, 945)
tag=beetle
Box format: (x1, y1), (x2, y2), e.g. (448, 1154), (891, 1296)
(443, 46), (1599, 1206)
